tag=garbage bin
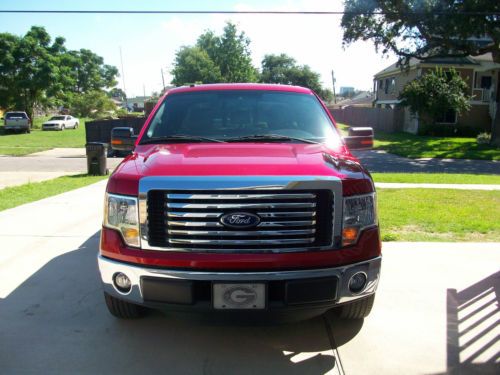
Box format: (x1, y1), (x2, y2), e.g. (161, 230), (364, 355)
(86, 142), (108, 175)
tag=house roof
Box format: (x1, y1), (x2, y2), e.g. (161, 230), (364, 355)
(374, 54), (496, 78)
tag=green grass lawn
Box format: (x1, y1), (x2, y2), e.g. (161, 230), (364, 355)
(374, 131), (500, 161)
(0, 174), (108, 211)
(0, 116), (91, 156)
(372, 173), (500, 184)
(378, 188), (500, 242)
(336, 122), (500, 161)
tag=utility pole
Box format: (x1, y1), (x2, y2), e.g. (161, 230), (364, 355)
(119, 47), (128, 109)
(331, 70), (336, 104)
(161, 68), (166, 93)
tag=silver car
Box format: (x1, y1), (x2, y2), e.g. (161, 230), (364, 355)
(42, 115), (79, 131)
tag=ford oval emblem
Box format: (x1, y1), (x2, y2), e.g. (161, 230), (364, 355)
(220, 212), (261, 229)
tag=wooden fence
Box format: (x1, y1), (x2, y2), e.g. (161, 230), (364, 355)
(328, 107), (404, 133)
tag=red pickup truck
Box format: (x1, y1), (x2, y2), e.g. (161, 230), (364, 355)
(99, 83), (381, 320)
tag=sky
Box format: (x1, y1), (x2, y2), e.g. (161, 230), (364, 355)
(0, 0), (397, 98)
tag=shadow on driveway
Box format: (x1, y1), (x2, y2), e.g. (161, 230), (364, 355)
(0, 232), (363, 374)
(445, 271), (499, 375)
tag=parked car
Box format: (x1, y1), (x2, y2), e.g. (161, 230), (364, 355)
(42, 115), (79, 131)
(99, 83), (379, 321)
(3, 111), (31, 133)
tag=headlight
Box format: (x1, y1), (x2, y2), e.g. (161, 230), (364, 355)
(104, 193), (140, 247)
(342, 193), (376, 246)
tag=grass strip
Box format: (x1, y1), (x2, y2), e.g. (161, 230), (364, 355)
(372, 173), (500, 185)
(0, 117), (91, 156)
(378, 188), (500, 242)
(0, 174), (107, 211)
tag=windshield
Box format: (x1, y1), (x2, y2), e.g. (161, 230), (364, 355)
(6, 112), (27, 119)
(141, 90), (340, 144)
(49, 116), (66, 121)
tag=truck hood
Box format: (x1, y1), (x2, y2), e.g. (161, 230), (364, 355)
(107, 143), (374, 196)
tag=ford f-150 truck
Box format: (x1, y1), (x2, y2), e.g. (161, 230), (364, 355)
(98, 83), (381, 320)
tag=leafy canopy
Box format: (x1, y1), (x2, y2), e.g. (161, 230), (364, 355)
(260, 54), (333, 101)
(341, 0), (500, 63)
(399, 68), (471, 123)
(171, 22), (257, 85)
(0, 26), (118, 119)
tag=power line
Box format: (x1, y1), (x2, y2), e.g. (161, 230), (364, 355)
(0, 10), (498, 16)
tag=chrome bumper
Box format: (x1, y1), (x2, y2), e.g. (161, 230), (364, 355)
(98, 255), (381, 307)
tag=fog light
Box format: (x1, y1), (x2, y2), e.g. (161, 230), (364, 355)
(348, 272), (367, 294)
(114, 272), (131, 293)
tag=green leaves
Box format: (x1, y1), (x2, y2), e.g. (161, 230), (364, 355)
(0, 26), (119, 119)
(260, 54), (333, 100)
(171, 22), (257, 86)
(399, 68), (471, 123)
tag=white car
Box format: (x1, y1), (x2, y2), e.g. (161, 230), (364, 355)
(42, 115), (79, 131)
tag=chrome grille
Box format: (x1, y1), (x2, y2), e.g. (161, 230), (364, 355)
(147, 189), (334, 251)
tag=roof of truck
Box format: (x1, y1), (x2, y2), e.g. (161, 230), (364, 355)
(167, 83), (314, 95)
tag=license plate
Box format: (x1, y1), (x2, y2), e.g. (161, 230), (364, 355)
(213, 283), (266, 310)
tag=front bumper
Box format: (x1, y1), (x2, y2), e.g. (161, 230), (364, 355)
(98, 255), (381, 312)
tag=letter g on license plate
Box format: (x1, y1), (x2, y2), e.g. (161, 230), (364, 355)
(213, 283), (266, 309)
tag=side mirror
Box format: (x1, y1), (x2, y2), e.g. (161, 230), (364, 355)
(344, 127), (374, 150)
(111, 127), (137, 151)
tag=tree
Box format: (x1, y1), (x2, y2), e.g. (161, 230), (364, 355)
(171, 46), (222, 85)
(399, 68), (471, 124)
(341, 0), (500, 145)
(108, 88), (127, 101)
(71, 90), (116, 118)
(260, 54), (334, 101)
(0, 26), (118, 119)
(171, 22), (258, 85)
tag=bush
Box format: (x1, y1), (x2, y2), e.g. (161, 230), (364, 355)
(477, 132), (491, 144)
(70, 90), (116, 119)
(417, 122), (483, 137)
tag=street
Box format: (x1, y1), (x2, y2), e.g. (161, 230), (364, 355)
(0, 181), (498, 374)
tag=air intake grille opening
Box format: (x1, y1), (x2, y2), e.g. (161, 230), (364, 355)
(146, 189), (333, 252)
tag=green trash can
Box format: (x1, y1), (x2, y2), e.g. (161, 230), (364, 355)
(86, 142), (108, 175)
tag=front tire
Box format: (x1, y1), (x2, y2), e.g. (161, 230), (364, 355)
(337, 294), (375, 319)
(61, 125), (65, 131)
(74, 122), (78, 129)
(104, 292), (146, 319)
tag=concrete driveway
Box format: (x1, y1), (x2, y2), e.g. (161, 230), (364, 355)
(0, 148), (122, 189)
(0, 181), (498, 374)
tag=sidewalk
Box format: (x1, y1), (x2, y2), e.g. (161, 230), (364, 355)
(0, 148), (122, 188)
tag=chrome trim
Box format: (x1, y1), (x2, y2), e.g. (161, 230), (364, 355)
(167, 202), (316, 209)
(138, 176), (343, 252)
(98, 255), (381, 306)
(168, 220), (316, 227)
(167, 193), (316, 200)
(167, 229), (315, 236)
(168, 238), (315, 245)
(167, 211), (316, 219)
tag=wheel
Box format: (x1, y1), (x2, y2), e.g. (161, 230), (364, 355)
(26, 127), (30, 134)
(104, 292), (146, 319)
(337, 294), (375, 319)
(74, 122), (78, 129)
(61, 125), (65, 131)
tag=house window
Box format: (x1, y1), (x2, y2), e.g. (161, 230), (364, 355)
(379, 80), (383, 90)
(436, 109), (457, 124)
(480, 76), (492, 89)
(390, 77), (396, 93)
(384, 79), (389, 94)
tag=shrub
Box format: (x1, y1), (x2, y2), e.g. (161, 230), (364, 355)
(477, 132), (491, 144)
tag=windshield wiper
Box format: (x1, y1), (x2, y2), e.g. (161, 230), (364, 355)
(225, 134), (320, 144)
(140, 134), (225, 144)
